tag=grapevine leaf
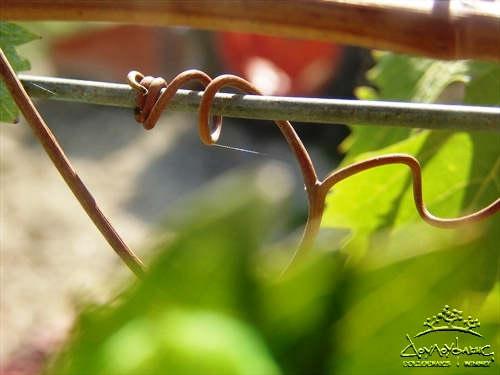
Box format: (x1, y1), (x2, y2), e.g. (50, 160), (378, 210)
(463, 62), (500, 106)
(1, 44), (31, 72)
(0, 83), (18, 122)
(323, 55), (499, 375)
(341, 53), (469, 161)
(323, 57), (500, 257)
(0, 22), (39, 47)
(0, 22), (39, 123)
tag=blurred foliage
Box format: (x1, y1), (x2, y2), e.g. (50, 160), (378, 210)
(0, 22), (39, 122)
(46, 169), (348, 375)
(45, 52), (498, 374)
(322, 52), (499, 374)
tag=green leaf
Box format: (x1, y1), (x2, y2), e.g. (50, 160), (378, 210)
(342, 53), (470, 161)
(463, 62), (500, 106)
(0, 83), (18, 123)
(0, 22), (38, 123)
(324, 56), (500, 257)
(0, 22), (39, 47)
(322, 54), (500, 375)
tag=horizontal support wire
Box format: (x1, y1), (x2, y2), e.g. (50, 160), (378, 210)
(19, 74), (500, 132)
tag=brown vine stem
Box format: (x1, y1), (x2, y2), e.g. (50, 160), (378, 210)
(0, 49), (146, 278)
(3, 0), (500, 61)
(128, 70), (500, 270)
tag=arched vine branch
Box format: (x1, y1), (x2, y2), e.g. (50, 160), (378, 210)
(128, 70), (500, 269)
(0, 49), (146, 278)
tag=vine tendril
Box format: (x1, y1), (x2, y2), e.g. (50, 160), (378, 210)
(128, 70), (500, 269)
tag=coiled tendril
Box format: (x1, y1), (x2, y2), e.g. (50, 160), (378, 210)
(128, 70), (500, 268)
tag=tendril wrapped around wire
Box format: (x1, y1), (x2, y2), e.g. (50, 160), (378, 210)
(128, 70), (500, 269)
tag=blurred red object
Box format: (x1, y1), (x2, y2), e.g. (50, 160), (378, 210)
(50, 25), (185, 81)
(215, 32), (343, 96)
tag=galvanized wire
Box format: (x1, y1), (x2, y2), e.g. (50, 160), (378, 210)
(20, 74), (500, 132)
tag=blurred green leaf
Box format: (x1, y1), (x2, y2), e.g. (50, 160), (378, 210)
(254, 252), (347, 375)
(97, 309), (281, 375)
(47, 168), (350, 375)
(47, 170), (287, 374)
(330, 228), (498, 375)
(0, 22), (38, 123)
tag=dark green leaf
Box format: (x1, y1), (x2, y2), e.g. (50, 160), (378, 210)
(0, 22), (39, 47)
(0, 22), (38, 123)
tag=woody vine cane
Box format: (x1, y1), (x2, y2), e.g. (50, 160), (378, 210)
(1, 44), (499, 277)
(128, 69), (500, 268)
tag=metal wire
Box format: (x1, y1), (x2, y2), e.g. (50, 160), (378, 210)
(19, 74), (500, 132)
